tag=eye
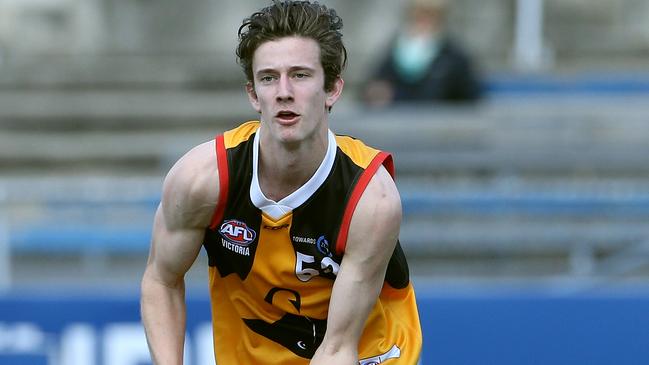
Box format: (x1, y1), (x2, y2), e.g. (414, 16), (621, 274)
(260, 75), (276, 83)
(294, 72), (309, 79)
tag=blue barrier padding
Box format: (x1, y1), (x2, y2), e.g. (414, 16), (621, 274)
(418, 290), (649, 365)
(0, 293), (209, 330)
(485, 73), (649, 95)
(1, 288), (649, 365)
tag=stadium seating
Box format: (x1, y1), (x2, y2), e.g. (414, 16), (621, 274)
(2, 89), (649, 282)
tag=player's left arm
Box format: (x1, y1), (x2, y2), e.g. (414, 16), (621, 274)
(310, 165), (402, 365)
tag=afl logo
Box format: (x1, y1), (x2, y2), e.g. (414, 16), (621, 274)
(219, 219), (256, 246)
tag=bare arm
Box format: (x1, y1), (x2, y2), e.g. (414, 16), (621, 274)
(141, 141), (218, 365)
(310, 166), (402, 365)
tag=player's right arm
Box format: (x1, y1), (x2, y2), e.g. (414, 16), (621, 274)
(140, 140), (219, 365)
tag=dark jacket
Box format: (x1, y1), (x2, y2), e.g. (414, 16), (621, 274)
(373, 36), (482, 102)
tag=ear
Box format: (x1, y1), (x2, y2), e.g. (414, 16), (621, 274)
(325, 77), (344, 110)
(246, 82), (261, 113)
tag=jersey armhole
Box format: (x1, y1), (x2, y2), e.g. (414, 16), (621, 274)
(209, 134), (230, 229)
(335, 152), (395, 255)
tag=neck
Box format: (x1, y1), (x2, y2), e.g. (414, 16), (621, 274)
(258, 130), (329, 202)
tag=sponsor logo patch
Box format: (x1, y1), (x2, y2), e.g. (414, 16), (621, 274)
(316, 236), (331, 256)
(292, 236), (316, 245)
(219, 219), (256, 246)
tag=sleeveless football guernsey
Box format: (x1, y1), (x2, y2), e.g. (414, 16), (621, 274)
(203, 121), (422, 364)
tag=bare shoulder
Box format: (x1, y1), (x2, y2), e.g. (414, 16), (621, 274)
(346, 165), (402, 255)
(356, 165), (402, 227)
(161, 139), (219, 230)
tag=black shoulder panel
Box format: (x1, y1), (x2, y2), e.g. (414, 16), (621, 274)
(203, 134), (261, 280)
(384, 240), (410, 289)
(289, 149), (363, 275)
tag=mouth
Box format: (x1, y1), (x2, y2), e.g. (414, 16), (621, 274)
(275, 110), (300, 123)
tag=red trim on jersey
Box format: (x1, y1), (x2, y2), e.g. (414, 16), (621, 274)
(210, 135), (229, 229)
(335, 152), (394, 255)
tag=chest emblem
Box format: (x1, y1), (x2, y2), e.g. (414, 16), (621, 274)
(243, 287), (326, 359)
(220, 219), (257, 246)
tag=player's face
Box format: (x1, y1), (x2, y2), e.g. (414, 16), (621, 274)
(247, 36), (343, 146)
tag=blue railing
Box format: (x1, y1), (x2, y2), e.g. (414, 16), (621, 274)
(485, 72), (649, 96)
(8, 188), (649, 254)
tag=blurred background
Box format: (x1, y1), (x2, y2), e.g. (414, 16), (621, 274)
(1, 0), (649, 364)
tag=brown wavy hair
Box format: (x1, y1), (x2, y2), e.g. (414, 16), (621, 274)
(236, 1), (347, 92)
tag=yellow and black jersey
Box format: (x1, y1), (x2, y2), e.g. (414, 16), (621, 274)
(202, 121), (422, 364)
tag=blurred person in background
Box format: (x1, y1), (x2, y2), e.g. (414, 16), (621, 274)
(363, 0), (482, 107)
(140, 1), (422, 364)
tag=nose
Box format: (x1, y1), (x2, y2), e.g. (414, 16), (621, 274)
(276, 75), (294, 102)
